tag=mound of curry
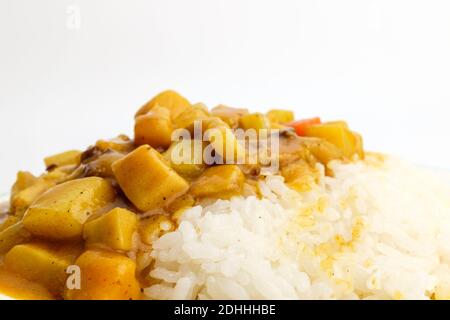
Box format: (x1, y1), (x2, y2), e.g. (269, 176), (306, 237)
(0, 90), (364, 299)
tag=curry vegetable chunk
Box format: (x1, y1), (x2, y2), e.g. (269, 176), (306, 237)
(135, 89), (190, 120)
(83, 208), (138, 251)
(134, 105), (173, 149)
(266, 109), (294, 124)
(22, 177), (116, 240)
(173, 103), (210, 131)
(4, 243), (82, 294)
(239, 113), (270, 130)
(0, 216), (19, 232)
(190, 165), (245, 199)
(0, 222), (32, 254)
(65, 250), (141, 300)
(112, 145), (189, 211)
(299, 137), (345, 165)
(10, 171), (37, 200)
(164, 139), (207, 179)
(203, 117), (245, 163)
(304, 122), (363, 159)
(10, 176), (55, 217)
(44, 150), (81, 169)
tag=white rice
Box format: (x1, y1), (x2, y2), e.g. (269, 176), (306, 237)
(144, 154), (450, 300)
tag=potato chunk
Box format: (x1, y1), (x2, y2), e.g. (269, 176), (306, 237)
(83, 208), (138, 251)
(173, 103), (210, 132)
(10, 171), (37, 198)
(44, 150), (81, 169)
(135, 90), (190, 120)
(134, 105), (173, 149)
(164, 140), (207, 179)
(4, 243), (82, 294)
(0, 222), (32, 254)
(112, 145), (189, 211)
(203, 117), (245, 164)
(0, 268), (54, 300)
(266, 109), (294, 124)
(10, 177), (55, 217)
(0, 216), (20, 232)
(65, 250), (141, 300)
(239, 113), (270, 130)
(299, 137), (345, 165)
(23, 177), (116, 240)
(304, 123), (364, 159)
(189, 165), (245, 199)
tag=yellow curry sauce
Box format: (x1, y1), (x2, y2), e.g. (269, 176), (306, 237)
(0, 90), (364, 300)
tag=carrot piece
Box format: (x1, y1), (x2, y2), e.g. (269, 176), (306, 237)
(287, 117), (321, 136)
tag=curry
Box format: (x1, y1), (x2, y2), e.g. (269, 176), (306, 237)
(0, 90), (364, 299)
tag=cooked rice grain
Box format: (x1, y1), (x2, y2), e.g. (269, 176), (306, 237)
(145, 155), (450, 300)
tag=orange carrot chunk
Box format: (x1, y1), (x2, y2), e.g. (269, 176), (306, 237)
(287, 117), (321, 136)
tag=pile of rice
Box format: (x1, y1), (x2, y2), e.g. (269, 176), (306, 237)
(143, 154), (450, 300)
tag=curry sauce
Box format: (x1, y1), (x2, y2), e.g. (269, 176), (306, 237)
(0, 90), (364, 299)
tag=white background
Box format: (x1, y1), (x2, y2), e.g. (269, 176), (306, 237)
(1, 0), (450, 192)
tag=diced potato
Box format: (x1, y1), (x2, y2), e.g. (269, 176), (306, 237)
(112, 145), (189, 212)
(300, 137), (345, 165)
(0, 222), (32, 254)
(95, 135), (134, 153)
(304, 123), (364, 159)
(23, 177), (116, 240)
(0, 216), (19, 232)
(10, 171), (37, 199)
(44, 150), (81, 169)
(202, 116), (229, 131)
(189, 165), (245, 199)
(239, 113), (270, 130)
(135, 90), (191, 120)
(211, 105), (249, 128)
(164, 140), (207, 179)
(135, 105), (173, 149)
(139, 214), (175, 245)
(10, 178), (56, 217)
(0, 268), (54, 300)
(65, 250), (141, 300)
(4, 243), (82, 294)
(203, 117), (245, 164)
(83, 208), (138, 251)
(173, 103), (210, 131)
(266, 109), (294, 124)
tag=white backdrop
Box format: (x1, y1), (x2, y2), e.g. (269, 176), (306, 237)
(1, 0), (450, 192)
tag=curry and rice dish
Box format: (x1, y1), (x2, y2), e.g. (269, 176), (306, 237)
(1, 90), (450, 300)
